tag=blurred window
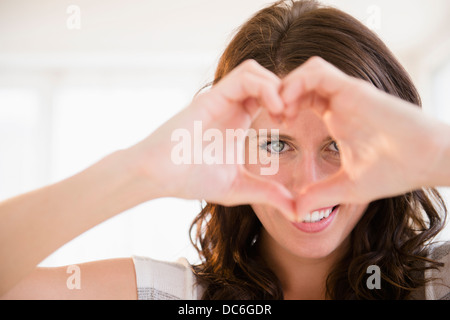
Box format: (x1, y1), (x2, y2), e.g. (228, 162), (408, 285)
(0, 73), (204, 266)
(0, 88), (43, 200)
(432, 56), (450, 125)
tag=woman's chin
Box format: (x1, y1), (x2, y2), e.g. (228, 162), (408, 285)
(289, 236), (349, 260)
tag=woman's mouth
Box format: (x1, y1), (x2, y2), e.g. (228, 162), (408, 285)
(292, 205), (340, 233)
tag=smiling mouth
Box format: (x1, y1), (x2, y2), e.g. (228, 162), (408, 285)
(301, 205), (340, 223)
(292, 205), (340, 233)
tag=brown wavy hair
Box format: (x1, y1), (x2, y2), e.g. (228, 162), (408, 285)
(189, 0), (447, 299)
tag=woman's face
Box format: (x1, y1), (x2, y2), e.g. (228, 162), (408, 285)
(246, 108), (368, 260)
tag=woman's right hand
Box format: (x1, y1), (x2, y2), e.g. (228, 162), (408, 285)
(129, 60), (296, 218)
(4, 62), (298, 295)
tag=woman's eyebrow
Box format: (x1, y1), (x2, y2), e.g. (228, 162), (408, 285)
(249, 133), (297, 142)
(323, 136), (334, 143)
(249, 133), (335, 144)
(276, 134), (297, 143)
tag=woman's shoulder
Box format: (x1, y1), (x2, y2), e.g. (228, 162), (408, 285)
(132, 255), (202, 300)
(428, 241), (450, 261)
(423, 241), (450, 300)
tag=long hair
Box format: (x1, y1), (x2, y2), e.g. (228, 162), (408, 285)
(189, 0), (447, 299)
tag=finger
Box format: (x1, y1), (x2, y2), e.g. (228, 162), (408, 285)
(280, 56), (351, 112)
(243, 59), (284, 88)
(294, 170), (354, 221)
(249, 69), (289, 122)
(284, 91), (329, 119)
(241, 62), (289, 122)
(230, 166), (297, 221)
(242, 97), (262, 121)
(216, 60), (285, 116)
(240, 72), (284, 116)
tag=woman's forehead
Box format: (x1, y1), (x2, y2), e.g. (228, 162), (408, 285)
(250, 108), (332, 143)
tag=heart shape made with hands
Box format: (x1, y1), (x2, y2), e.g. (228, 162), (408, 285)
(187, 55), (407, 222)
(186, 56), (354, 222)
(229, 56), (375, 222)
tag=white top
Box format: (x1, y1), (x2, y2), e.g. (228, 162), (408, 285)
(132, 242), (450, 300)
(132, 256), (203, 300)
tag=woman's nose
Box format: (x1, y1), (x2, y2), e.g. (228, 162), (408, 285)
(290, 154), (326, 194)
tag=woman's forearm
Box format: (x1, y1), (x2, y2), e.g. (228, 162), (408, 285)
(0, 148), (159, 295)
(432, 122), (450, 187)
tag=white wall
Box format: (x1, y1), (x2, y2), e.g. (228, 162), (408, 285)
(0, 0), (449, 267)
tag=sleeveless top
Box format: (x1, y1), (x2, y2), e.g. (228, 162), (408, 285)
(132, 256), (203, 300)
(132, 242), (450, 300)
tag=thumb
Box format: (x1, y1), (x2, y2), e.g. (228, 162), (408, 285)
(230, 166), (297, 221)
(295, 170), (353, 221)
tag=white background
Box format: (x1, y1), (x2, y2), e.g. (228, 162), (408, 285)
(0, 0), (449, 267)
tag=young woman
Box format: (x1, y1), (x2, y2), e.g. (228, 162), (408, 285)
(1, 0), (450, 300)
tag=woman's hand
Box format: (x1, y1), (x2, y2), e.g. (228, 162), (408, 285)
(132, 56), (450, 220)
(280, 57), (450, 217)
(130, 60), (296, 218)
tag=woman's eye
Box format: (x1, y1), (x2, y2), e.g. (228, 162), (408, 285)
(270, 141), (285, 153)
(261, 140), (290, 154)
(328, 141), (340, 153)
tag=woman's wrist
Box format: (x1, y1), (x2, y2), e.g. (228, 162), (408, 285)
(434, 122), (450, 187)
(424, 120), (450, 188)
(107, 146), (168, 205)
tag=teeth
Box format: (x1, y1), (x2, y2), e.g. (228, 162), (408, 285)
(311, 211), (320, 222)
(302, 207), (335, 223)
(303, 213), (312, 223)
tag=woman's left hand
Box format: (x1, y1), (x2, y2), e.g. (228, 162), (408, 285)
(279, 57), (450, 219)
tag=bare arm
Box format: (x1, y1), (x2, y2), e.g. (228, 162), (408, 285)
(0, 150), (157, 296)
(0, 60), (296, 297)
(1, 258), (137, 300)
